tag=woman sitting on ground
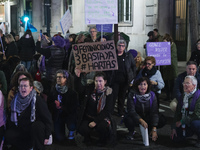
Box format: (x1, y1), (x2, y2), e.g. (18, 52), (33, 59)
(124, 77), (159, 142)
(75, 70), (113, 147)
(47, 69), (78, 142)
(5, 77), (52, 149)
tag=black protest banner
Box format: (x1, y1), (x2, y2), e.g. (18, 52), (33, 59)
(72, 40), (118, 72)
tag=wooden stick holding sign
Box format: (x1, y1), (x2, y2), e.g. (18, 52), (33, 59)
(72, 40), (118, 73)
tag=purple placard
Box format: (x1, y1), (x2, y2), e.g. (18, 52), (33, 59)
(96, 24), (113, 33)
(147, 42), (171, 66)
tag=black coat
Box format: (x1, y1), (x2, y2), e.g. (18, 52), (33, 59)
(5, 41), (18, 58)
(48, 87), (79, 121)
(75, 77), (113, 128)
(18, 37), (35, 61)
(106, 51), (136, 86)
(36, 41), (65, 81)
(7, 95), (53, 139)
(190, 50), (200, 66)
(127, 90), (159, 127)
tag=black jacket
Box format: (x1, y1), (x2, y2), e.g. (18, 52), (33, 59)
(190, 50), (200, 66)
(18, 37), (35, 61)
(7, 95), (53, 139)
(36, 41), (65, 81)
(5, 41), (18, 58)
(127, 90), (159, 127)
(48, 87), (79, 121)
(75, 76), (113, 128)
(106, 51), (136, 86)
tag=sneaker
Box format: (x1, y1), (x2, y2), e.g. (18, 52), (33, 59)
(68, 131), (75, 140)
(126, 134), (134, 140)
(126, 131), (136, 141)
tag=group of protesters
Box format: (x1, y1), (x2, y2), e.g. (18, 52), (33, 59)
(0, 26), (200, 149)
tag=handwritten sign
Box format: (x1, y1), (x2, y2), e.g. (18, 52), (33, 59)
(60, 9), (72, 34)
(85, 0), (118, 24)
(147, 42), (171, 66)
(72, 40), (118, 72)
(96, 24), (113, 33)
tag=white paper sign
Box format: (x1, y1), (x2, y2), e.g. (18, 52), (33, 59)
(60, 9), (72, 34)
(139, 124), (149, 146)
(85, 0), (118, 24)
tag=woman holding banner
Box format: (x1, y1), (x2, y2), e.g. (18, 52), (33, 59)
(136, 56), (165, 107)
(75, 71), (113, 147)
(106, 40), (136, 117)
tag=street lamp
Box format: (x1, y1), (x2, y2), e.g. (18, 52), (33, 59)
(44, 0), (51, 37)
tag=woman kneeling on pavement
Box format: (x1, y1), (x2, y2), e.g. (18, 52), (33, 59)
(75, 70), (113, 147)
(48, 69), (79, 142)
(5, 77), (53, 150)
(124, 77), (159, 142)
(171, 75), (200, 148)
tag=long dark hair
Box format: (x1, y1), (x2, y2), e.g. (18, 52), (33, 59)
(22, 29), (33, 38)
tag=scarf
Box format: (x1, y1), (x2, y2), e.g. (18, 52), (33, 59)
(55, 84), (68, 94)
(182, 88), (197, 117)
(142, 66), (157, 78)
(181, 88), (197, 136)
(91, 87), (111, 114)
(135, 92), (151, 104)
(10, 89), (37, 126)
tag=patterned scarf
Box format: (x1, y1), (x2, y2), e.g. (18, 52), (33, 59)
(55, 84), (68, 94)
(10, 89), (37, 126)
(91, 87), (107, 114)
(182, 88), (197, 119)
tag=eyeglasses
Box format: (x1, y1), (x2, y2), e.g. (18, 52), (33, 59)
(182, 82), (192, 86)
(56, 76), (64, 79)
(118, 45), (125, 47)
(90, 31), (97, 33)
(19, 85), (30, 89)
(146, 63), (152, 66)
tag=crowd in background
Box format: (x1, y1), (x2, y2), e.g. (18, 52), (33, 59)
(0, 26), (200, 149)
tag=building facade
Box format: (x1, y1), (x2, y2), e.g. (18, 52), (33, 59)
(0, 0), (190, 60)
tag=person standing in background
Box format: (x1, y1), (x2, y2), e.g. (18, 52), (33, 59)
(18, 29), (35, 71)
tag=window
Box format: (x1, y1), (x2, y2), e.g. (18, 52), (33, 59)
(63, 0), (72, 26)
(0, 5), (5, 22)
(63, 0), (72, 15)
(118, 0), (132, 24)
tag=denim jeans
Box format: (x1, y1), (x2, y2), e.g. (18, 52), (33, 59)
(54, 112), (76, 141)
(21, 61), (32, 71)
